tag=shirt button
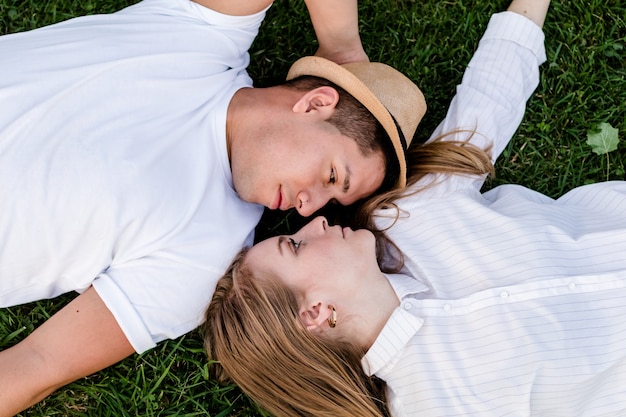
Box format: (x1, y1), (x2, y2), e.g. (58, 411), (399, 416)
(500, 291), (509, 299)
(403, 302), (412, 310)
(568, 282), (576, 290)
(443, 304), (452, 312)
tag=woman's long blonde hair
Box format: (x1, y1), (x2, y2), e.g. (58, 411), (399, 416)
(202, 134), (494, 416)
(202, 249), (390, 417)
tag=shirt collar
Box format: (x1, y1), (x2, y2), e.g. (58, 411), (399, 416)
(362, 308), (424, 376)
(386, 272), (430, 299)
(362, 273), (428, 377)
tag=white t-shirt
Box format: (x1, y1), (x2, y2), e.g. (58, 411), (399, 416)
(365, 12), (626, 417)
(0, 0), (265, 353)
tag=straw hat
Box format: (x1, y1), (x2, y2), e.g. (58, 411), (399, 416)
(286, 56), (426, 189)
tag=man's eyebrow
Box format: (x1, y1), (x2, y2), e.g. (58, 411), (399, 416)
(342, 165), (351, 193)
(277, 236), (285, 255)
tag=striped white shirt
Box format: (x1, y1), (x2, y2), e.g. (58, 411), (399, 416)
(365, 12), (626, 417)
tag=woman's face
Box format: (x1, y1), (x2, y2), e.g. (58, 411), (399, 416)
(245, 216), (379, 303)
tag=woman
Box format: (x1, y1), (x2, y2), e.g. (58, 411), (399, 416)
(203, 0), (626, 416)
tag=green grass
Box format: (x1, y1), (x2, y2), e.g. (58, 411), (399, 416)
(1, 0), (625, 415)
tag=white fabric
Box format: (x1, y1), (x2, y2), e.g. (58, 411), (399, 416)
(364, 12), (626, 417)
(0, 0), (265, 352)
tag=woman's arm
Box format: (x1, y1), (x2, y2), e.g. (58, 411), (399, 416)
(508, 0), (551, 28)
(427, 3), (549, 168)
(0, 287), (134, 417)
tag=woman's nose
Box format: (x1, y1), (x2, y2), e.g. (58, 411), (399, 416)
(298, 216), (327, 238)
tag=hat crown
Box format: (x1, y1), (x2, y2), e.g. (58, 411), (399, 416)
(340, 61), (426, 147)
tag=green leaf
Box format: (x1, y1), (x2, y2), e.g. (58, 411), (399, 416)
(586, 122), (620, 155)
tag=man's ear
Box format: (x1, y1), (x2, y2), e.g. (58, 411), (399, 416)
(299, 302), (333, 332)
(292, 86), (339, 119)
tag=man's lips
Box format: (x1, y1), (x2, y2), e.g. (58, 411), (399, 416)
(271, 187), (283, 210)
(270, 187), (283, 210)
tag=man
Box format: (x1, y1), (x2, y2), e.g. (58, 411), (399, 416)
(0, 0), (425, 414)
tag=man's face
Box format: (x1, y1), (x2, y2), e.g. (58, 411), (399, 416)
(231, 118), (385, 217)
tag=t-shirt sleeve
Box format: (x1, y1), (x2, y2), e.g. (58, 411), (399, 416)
(117, 0), (269, 54)
(92, 255), (224, 353)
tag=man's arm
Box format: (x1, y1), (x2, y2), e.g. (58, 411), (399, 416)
(0, 287), (135, 417)
(192, 0), (367, 65)
(508, 0), (550, 27)
(304, 0), (368, 64)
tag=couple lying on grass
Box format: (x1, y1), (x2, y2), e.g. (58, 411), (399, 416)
(203, 1), (626, 416)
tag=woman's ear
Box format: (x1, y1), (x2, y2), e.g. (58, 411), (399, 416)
(292, 86), (339, 119)
(299, 302), (333, 331)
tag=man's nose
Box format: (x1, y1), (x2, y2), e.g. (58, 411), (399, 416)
(295, 189), (328, 217)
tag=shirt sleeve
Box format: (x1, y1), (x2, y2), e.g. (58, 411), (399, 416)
(428, 11), (546, 164)
(116, 0), (269, 58)
(92, 255), (226, 353)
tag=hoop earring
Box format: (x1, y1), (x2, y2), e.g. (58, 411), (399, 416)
(327, 305), (337, 328)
